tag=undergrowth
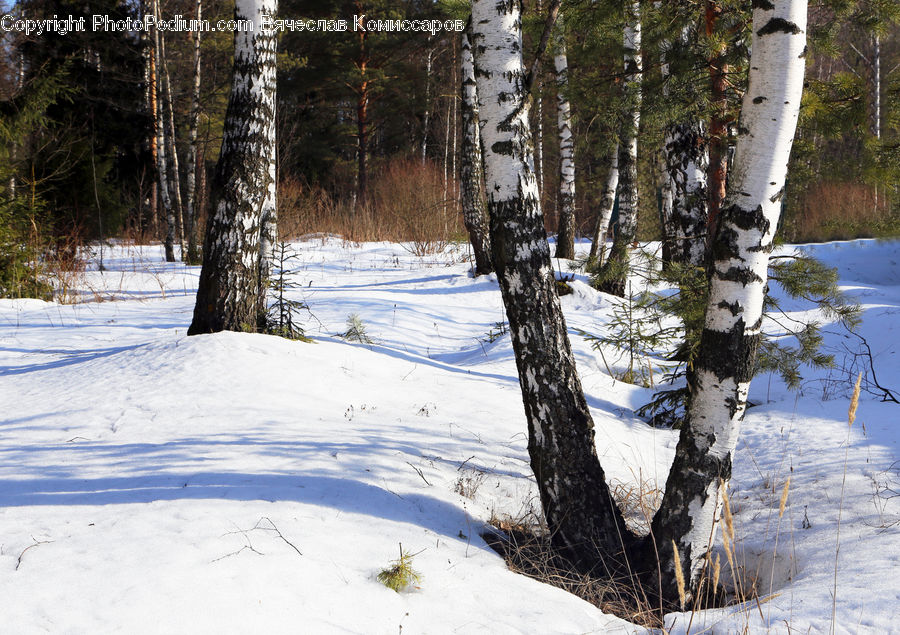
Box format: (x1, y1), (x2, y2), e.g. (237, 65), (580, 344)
(377, 544), (422, 593)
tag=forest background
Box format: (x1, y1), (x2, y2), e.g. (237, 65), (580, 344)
(0, 0), (898, 296)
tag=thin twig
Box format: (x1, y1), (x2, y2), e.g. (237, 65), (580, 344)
(16, 537), (53, 571)
(406, 461), (433, 486)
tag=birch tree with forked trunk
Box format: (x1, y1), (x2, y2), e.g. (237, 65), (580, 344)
(188, 0), (278, 335)
(472, 0), (809, 607)
(650, 0), (808, 603)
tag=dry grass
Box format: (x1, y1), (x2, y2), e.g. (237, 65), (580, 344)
(278, 159), (465, 251)
(784, 182), (898, 243)
(482, 514), (664, 629)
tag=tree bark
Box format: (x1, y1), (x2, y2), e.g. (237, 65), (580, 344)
(553, 19), (576, 260)
(650, 0), (808, 604)
(663, 119), (708, 268)
(151, 0), (176, 262)
(705, 0), (729, 242)
(587, 145), (618, 264)
(184, 0), (202, 264)
(188, 0), (278, 335)
(660, 19), (709, 269)
(421, 41), (433, 164)
(160, 30), (185, 256)
(596, 0), (641, 296)
(459, 26), (492, 276)
(471, 0), (629, 565)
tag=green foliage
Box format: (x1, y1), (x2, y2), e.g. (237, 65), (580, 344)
(264, 243), (313, 342)
(585, 253), (860, 427)
(481, 321), (509, 344)
(760, 255), (861, 389)
(0, 61), (73, 299)
(377, 545), (421, 593)
(341, 313), (373, 345)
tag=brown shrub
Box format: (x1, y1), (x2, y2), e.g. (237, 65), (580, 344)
(784, 181), (898, 242)
(278, 159), (464, 250)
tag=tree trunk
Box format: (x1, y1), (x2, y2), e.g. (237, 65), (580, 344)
(660, 19), (709, 269)
(535, 0), (544, 199)
(160, 30), (185, 256)
(553, 20), (576, 260)
(705, 0), (729, 242)
(152, 0), (176, 262)
(663, 119), (708, 268)
(596, 0), (641, 296)
(184, 0), (202, 264)
(356, 7), (369, 205)
(188, 0), (278, 335)
(459, 26), (492, 276)
(650, 0), (808, 605)
(587, 145), (618, 264)
(872, 33), (881, 140)
(471, 0), (629, 565)
(421, 42), (433, 164)
(141, 0), (159, 237)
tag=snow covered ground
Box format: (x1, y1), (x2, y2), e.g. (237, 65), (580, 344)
(2, 237), (899, 633)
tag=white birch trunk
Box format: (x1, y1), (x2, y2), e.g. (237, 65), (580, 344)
(160, 31), (185, 255)
(152, 0), (176, 262)
(189, 0), (278, 334)
(459, 27), (492, 275)
(421, 43), (433, 164)
(184, 0), (202, 263)
(651, 0), (808, 603)
(588, 146), (618, 263)
(596, 0), (641, 296)
(553, 20), (576, 260)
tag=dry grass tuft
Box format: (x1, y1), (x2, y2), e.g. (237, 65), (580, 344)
(483, 515), (663, 628)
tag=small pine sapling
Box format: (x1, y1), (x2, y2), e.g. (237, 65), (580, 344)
(377, 544), (422, 593)
(583, 252), (860, 427)
(341, 313), (373, 344)
(264, 242), (312, 341)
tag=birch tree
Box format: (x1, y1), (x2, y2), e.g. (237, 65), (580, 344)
(459, 26), (492, 276)
(661, 19), (709, 268)
(650, 0), (808, 602)
(471, 0), (629, 564)
(587, 145), (618, 263)
(473, 0), (808, 607)
(151, 0), (176, 262)
(184, 0), (202, 264)
(553, 18), (577, 260)
(188, 0), (278, 335)
(595, 0), (641, 296)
